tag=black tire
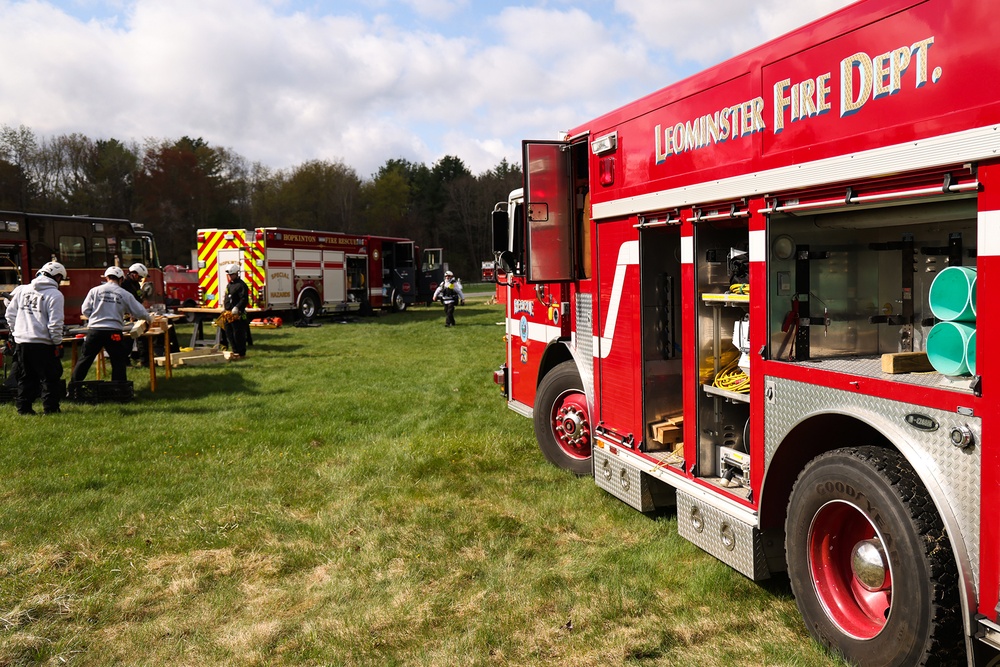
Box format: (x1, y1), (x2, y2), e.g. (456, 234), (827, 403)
(182, 300), (197, 323)
(785, 446), (962, 666)
(533, 361), (592, 476)
(299, 292), (320, 320)
(392, 289), (407, 312)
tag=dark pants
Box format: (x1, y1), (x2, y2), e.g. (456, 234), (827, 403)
(443, 301), (457, 326)
(15, 343), (64, 414)
(225, 316), (247, 355)
(72, 330), (130, 383)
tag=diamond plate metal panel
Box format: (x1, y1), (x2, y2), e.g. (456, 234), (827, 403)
(576, 293), (594, 401)
(763, 375), (981, 594)
(677, 491), (770, 580)
(594, 445), (656, 512)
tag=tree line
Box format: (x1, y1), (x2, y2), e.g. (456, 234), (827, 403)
(0, 125), (522, 281)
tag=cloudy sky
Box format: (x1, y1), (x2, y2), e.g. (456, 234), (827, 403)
(0, 0), (855, 179)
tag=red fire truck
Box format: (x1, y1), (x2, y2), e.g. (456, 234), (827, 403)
(492, 0), (1000, 664)
(196, 227), (444, 318)
(0, 211), (163, 325)
(162, 264), (200, 321)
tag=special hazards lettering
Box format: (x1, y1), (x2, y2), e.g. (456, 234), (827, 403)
(654, 35), (939, 163)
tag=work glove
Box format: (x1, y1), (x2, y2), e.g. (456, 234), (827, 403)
(55, 344), (64, 359)
(231, 307), (239, 315)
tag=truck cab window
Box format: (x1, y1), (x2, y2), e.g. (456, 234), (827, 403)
(58, 235), (86, 268)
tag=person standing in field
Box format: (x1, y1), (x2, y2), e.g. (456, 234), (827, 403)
(71, 266), (152, 384)
(124, 263), (155, 364)
(121, 264), (144, 302)
(432, 270), (465, 327)
(223, 263), (249, 359)
(5, 261), (67, 415)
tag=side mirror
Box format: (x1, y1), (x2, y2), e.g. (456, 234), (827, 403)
(491, 209), (509, 254)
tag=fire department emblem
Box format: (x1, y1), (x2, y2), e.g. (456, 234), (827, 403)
(519, 316), (529, 343)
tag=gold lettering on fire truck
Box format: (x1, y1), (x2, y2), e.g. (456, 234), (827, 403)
(653, 34), (940, 161)
(655, 97), (765, 161)
(839, 37), (937, 117)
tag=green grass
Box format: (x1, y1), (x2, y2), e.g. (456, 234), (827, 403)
(0, 303), (844, 666)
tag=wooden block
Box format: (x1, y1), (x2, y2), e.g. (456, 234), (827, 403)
(651, 419), (683, 446)
(177, 353), (228, 366)
(881, 352), (934, 374)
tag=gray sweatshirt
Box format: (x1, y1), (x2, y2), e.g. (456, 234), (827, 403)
(81, 281), (151, 330)
(6, 275), (65, 345)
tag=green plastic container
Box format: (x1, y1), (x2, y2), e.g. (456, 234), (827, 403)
(967, 330), (977, 376)
(929, 266), (977, 322)
(971, 276), (977, 317)
(926, 321), (975, 376)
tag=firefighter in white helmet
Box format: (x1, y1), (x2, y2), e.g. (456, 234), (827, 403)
(123, 262), (158, 364)
(70, 265), (152, 385)
(432, 270), (465, 327)
(223, 263), (249, 359)
(122, 263), (147, 303)
(5, 261), (67, 414)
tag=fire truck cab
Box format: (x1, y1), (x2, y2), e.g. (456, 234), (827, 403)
(492, 1), (1000, 664)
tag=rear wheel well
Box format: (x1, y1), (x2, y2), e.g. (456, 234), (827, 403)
(297, 289), (321, 320)
(760, 413), (892, 535)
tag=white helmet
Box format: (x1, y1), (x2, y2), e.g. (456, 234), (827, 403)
(225, 263), (240, 275)
(444, 270), (454, 277)
(104, 266), (125, 280)
(128, 263), (148, 278)
(37, 261), (67, 282)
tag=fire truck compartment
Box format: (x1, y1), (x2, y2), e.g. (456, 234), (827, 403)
(694, 217), (752, 492)
(766, 196), (977, 368)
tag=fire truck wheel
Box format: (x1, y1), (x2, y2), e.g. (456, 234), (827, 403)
(785, 446), (962, 666)
(299, 292), (320, 320)
(392, 290), (407, 312)
(182, 300), (197, 323)
(533, 361), (592, 476)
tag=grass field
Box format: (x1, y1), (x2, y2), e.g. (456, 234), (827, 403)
(0, 302), (844, 666)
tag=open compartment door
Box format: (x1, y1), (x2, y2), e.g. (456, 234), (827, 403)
(523, 141), (574, 283)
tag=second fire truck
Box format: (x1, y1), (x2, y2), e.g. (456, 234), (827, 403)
(196, 227), (445, 318)
(492, 0), (1000, 664)
(0, 211), (163, 324)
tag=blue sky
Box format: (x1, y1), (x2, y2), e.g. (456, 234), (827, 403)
(0, 0), (855, 178)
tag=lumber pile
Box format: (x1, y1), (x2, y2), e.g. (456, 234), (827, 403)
(649, 416), (683, 452)
(154, 349), (227, 367)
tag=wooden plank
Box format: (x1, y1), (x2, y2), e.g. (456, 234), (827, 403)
(154, 350), (214, 367)
(176, 353), (228, 366)
(881, 351), (934, 374)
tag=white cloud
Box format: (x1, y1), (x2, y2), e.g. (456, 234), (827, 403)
(613, 0), (856, 66)
(401, 0), (468, 21)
